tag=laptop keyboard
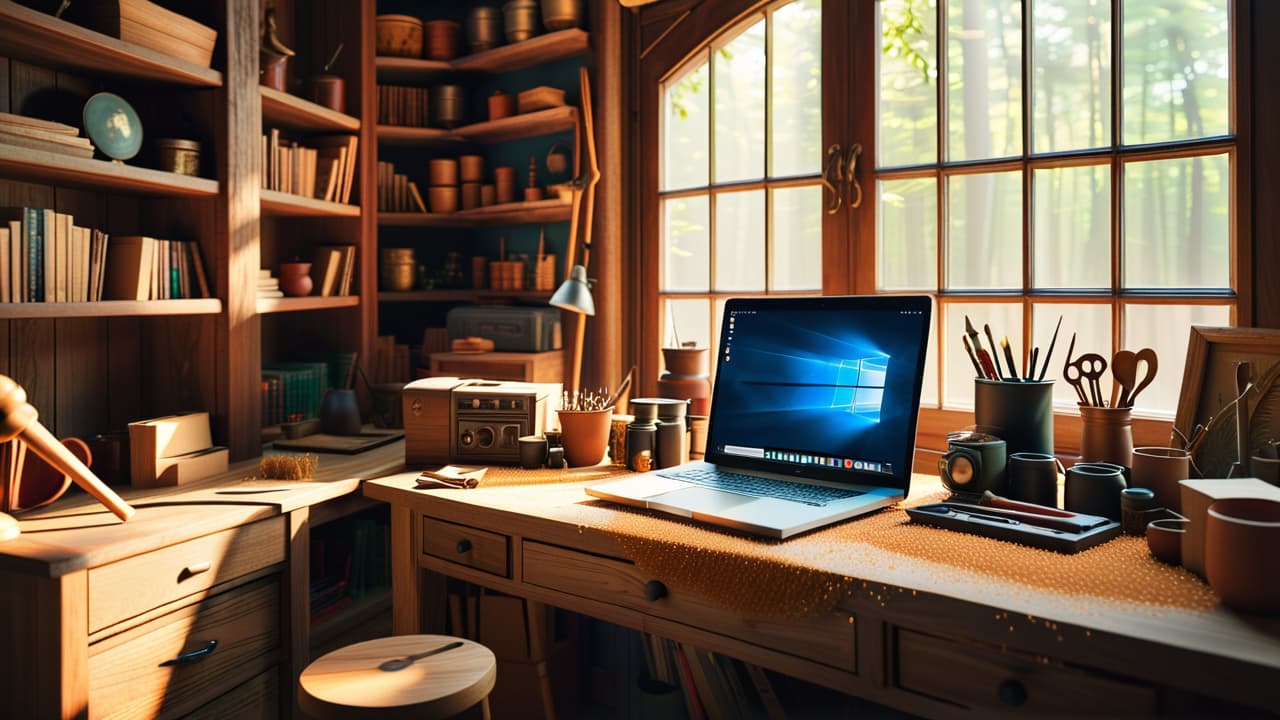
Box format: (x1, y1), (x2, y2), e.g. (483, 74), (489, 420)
(661, 468), (864, 507)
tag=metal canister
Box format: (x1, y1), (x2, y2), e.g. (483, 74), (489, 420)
(156, 138), (201, 176)
(626, 401), (659, 472)
(430, 84), (466, 129)
(466, 6), (504, 53)
(540, 0), (582, 31)
(502, 0), (539, 43)
(655, 419), (686, 469)
(380, 248), (415, 291)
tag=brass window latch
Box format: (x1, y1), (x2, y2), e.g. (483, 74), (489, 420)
(822, 142), (863, 214)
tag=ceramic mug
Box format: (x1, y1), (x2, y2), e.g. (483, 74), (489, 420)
(1205, 498), (1280, 612)
(1065, 462), (1127, 521)
(1007, 452), (1061, 508)
(1130, 446), (1191, 512)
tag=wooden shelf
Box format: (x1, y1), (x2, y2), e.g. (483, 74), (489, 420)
(0, 1), (222, 87)
(261, 87), (360, 133)
(0, 145), (220, 197)
(310, 590), (392, 650)
(457, 107), (577, 143)
(453, 29), (590, 73)
(379, 199), (572, 228)
(256, 295), (359, 314)
(0, 299), (222, 319)
(379, 290), (553, 303)
(376, 125), (464, 147)
(261, 189), (361, 217)
(374, 29), (589, 83)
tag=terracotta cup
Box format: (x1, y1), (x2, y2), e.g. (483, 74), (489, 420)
(1079, 405), (1134, 466)
(1130, 446), (1191, 512)
(557, 409), (612, 467)
(1206, 498), (1280, 612)
(279, 262), (313, 297)
(1147, 516), (1188, 565)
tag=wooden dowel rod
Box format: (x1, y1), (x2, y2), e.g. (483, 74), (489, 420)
(22, 420), (134, 521)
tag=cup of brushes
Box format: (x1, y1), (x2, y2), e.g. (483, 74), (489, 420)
(964, 315), (1056, 457)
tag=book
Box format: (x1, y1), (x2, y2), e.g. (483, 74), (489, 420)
(105, 235), (156, 301)
(312, 246), (342, 297)
(0, 226), (7, 303)
(147, 446), (229, 488)
(7, 220), (19, 303)
(189, 241), (210, 299)
(128, 411), (215, 486)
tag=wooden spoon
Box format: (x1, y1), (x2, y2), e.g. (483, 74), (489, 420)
(1112, 350), (1138, 409)
(1126, 348), (1159, 408)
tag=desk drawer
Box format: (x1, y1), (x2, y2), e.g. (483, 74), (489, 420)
(89, 576), (280, 720)
(88, 516), (285, 633)
(893, 628), (1157, 716)
(423, 517), (510, 577)
(523, 541), (856, 672)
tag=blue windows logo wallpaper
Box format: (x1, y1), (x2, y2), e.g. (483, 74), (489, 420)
(831, 356), (888, 421)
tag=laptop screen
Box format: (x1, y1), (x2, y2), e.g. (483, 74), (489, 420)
(704, 295), (932, 492)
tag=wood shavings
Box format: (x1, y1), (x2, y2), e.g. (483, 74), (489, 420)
(258, 454), (317, 480)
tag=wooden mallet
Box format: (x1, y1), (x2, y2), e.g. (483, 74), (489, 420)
(0, 375), (135, 540)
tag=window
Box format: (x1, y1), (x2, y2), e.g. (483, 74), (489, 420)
(659, 0), (824, 358)
(874, 0), (1235, 417)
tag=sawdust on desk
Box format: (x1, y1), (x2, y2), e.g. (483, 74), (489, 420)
(461, 468), (1220, 620)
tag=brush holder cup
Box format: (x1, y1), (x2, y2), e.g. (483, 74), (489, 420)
(973, 379), (1054, 457)
(1079, 405), (1134, 467)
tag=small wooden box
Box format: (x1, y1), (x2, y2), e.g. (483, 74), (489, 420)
(429, 351), (564, 383)
(517, 86), (566, 114)
(73, 0), (218, 68)
(403, 376), (470, 465)
(1180, 478), (1280, 578)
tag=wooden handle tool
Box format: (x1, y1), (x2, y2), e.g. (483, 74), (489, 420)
(0, 375), (134, 522)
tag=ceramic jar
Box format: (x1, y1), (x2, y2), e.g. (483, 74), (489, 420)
(657, 347), (712, 416)
(1080, 405), (1134, 466)
(278, 262), (313, 297)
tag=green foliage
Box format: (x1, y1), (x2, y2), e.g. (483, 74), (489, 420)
(881, 0), (933, 82)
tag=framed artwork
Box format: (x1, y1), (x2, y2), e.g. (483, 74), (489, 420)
(1174, 326), (1280, 478)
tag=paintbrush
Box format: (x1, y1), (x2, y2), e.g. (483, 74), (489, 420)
(1027, 347), (1039, 382)
(975, 347), (1000, 380)
(1000, 336), (1019, 382)
(604, 365), (636, 409)
(962, 336), (984, 378)
(964, 315), (985, 357)
(1038, 315), (1063, 381)
(983, 324), (1003, 380)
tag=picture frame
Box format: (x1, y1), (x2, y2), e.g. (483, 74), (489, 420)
(1174, 326), (1280, 478)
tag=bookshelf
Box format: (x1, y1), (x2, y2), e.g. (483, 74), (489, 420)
(0, 146), (220, 197)
(261, 190), (362, 218)
(257, 295), (360, 315)
(261, 86), (361, 133)
(0, 299), (223, 320)
(378, 199), (573, 228)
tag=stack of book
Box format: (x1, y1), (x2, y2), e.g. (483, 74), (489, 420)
(128, 411), (229, 488)
(0, 112), (94, 159)
(376, 160), (427, 213)
(310, 512), (390, 627)
(105, 235), (210, 301)
(377, 85), (430, 127)
(309, 244), (358, 296)
(261, 360), (333, 426)
(257, 268), (283, 299)
(261, 130), (358, 204)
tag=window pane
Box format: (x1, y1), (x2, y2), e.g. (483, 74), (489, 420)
(878, 0), (938, 167)
(946, 171), (1023, 290)
(663, 60), (710, 190)
(714, 190), (766, 292)
(1033, 165), (1110, 289)
(943, 302), (1023, 407)
(772, 0), (822, 177)
(1122, 0), (1229, 145)
(1124, 304), (1232, 416)
(771, 186), (822, 291)
(1032, 303), (1111, 408)
(662, 195), (710, 291)
(1123, 153), (1230, 290)
(1031, 0), (1111, 152)
(879, 177), (938, 291)
(664, 297), (712, 351)
(947, 0), (1023, 161)
(714, 20), (766, 183)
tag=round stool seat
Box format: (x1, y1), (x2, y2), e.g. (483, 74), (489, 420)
(299, 635), (496, 719)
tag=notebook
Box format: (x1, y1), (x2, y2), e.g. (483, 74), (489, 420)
(586, 295), (932, 539)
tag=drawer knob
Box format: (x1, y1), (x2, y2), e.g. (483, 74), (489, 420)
(998, 678), (1028, 707)
(643, 580), (667, 602)
(456, 539), (473, 554)
(178, 561), (212, 581)
(159, 639), (218, 667)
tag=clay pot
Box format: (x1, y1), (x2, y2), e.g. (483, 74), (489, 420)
(1079, 405), (1134, 467)
(658, 347), (712, 416)
(558, 408), (611, 467)
(1206, 498), (1280, 612)
(310, 75), (345, 113)
(380, 248), (414, 291)
(376, 14), (424, 58)
(488, 90), (515, 121)
(428, 158), (459, 186)
(431, 85), (466, 128)
(1130, 446), (1191, 513)
(261, 55), (288, 90)
(1147, 517), (1187, 565)
(424, 20), (461, 61)
(279, 262), (313, 297)
(461, 182), (481, 210)
(428, 186), (459, 214)
(541, 0), (582, 30)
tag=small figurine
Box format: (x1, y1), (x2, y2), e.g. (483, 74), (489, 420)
(260, 2), (295, 91)
(524, 154), (543, 201)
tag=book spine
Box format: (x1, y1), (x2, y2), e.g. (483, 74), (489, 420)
(26, 208), (40, 302)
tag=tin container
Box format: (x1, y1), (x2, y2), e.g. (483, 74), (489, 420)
(424, 20), (461, 61)
(503, 0), (539, 43)
(466, 6), (504, 52)
(540, 0), (582, 30)
(156, 138), (201, 176)
(431, 84), (466, 129)
(380, 248), (415, 291)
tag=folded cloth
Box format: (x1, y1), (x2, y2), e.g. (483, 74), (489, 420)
(415, 465), (486, 489)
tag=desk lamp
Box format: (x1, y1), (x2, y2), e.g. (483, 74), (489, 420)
(0, 375), (136, 541)
(552, 66), (601, 396)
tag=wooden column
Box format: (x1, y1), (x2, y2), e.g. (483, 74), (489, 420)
(1252, 0), (1280, 328)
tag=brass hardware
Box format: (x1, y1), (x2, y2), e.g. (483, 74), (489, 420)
(845, 143), (863, 209)
(822, 144), (844, 215)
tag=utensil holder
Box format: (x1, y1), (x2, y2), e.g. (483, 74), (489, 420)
(1079, 405), (1134, 466)
(558, 409), (611, 467)
(973, 379), (1054, 456)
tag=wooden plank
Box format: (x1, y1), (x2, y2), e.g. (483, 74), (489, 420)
(452, 29), (590, 73)
(0, 299), (222, 320)
(0, 569), (89, 718)
(378, 290), (552, 303)
(379, 199), (572, 228)
(0, 146), (220, 198)
(261, 86), (360, 133)
(0, 0), (222, 87)
(256, 294), (359, 315)
(261, 189), (360, 217)
(592, 0), (625, 401)
(457, 106), (577, 144)
(375, 125), (464, 147)
(373, 56), (454, 85)
(285, 506), (311, 715)
(1254, 0), (1280, 327)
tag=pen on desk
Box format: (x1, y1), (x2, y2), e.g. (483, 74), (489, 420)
(1001, 336), (1019, 382)
(963, 335), (985, 378)
(1038, 315), (1063, 381)
(983, 324), (1004, 380)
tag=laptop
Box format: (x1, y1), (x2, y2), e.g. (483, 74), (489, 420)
(586, 295), (932, 539)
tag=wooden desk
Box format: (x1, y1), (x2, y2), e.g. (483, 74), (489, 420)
(365, 469), (1280, 718)
(0, 442), (405, 719)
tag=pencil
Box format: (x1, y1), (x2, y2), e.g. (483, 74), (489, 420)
(1038, 315), (1063, 381)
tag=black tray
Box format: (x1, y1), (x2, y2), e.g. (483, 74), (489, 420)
(906, 502), (1121, 553)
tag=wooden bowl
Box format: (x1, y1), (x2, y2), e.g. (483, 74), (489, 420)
(1146, 517), (1188, 565)
(428, 158), (459, 186)
(376, 14), (424, 58)
(428, 186), (459, 214)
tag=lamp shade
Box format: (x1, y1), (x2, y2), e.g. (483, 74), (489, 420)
(550, 264), (595, 316)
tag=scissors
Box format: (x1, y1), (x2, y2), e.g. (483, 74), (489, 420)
(1065, 353), (1108, 407)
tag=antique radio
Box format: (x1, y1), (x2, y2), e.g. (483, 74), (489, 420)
(403, 377), (558, 465)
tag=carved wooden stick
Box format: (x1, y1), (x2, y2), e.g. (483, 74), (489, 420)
(0, 375), (135, 522)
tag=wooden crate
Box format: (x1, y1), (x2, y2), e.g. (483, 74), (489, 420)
(428, 351), (564, 383)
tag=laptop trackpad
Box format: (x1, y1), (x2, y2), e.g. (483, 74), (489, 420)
(647, 486), (757, 517)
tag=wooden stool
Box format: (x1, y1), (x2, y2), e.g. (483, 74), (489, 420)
(299, 635), (496, 719)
